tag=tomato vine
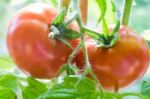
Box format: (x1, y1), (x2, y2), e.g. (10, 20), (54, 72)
(0, 0), (149, 99)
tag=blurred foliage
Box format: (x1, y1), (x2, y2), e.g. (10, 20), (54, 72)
(115, 0), (150, 32)
(130, 0), (150, 32)
(136, 0), (150, 6)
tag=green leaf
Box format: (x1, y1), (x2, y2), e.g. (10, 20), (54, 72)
(64, 76), (96, 91)
(90, 91), (99, 99)
(27, 77), (47, 93)
(103, 92), (116, 99)
(38, 89), (77, 99)
(22, 87), (37, 99)
(52, 8), (67, 27)
(22, 77), (48, 99)
(0, 86), (16, 99)
(0, 74), (18, 91)
(96, 0), (107, 22)
(38, 76), (98, 99)
(141, 81), (150, 98)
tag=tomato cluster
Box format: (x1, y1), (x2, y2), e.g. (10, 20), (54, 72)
(7, 3), (149, 90)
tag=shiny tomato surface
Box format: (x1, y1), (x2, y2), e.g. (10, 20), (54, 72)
(75, 26), (149, 90)
(7, 3), (77, 78)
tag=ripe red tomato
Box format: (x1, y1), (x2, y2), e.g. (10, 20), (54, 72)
(7, 3), (77, 79)
(75, 26), (149, 90)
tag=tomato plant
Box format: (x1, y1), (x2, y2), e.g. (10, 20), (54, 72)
(7, 3), (78, 79)
(75, 26), (149, 90)
(0, 0), (150, 99)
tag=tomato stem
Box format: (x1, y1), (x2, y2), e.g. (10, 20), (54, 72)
(65, 12), (78, 25)
(88, 69), (104, 97)
(81, 33), (90, 67)
(122, 0), (133, 26)
(56, 37), (72, 49)
(57, 41), (82, 76)
(59, 0), (105, 96)
(75, 67), (89, 86)
(72, 0), (105, 96)
(67, 41), (82, 63)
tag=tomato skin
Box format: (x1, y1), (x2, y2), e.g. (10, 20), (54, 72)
(75, 26), (149, 90)
(7, 3), (77, 79)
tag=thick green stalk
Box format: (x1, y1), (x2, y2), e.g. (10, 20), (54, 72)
(122, 0), (134, 26)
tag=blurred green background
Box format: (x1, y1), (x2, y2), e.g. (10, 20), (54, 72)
(116, 0), (150, 32)
(0, 0), (150, 98)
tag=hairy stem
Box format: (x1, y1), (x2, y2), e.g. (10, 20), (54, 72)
(65, 12), (78, 25)
(67, 41), (82, 63)
(72, 0), (104, 96)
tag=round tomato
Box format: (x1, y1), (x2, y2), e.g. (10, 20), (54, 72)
(75, 26), (149, 90)
(7, 3), (77, 79)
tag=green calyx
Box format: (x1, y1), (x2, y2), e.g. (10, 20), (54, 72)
(96, 33), (119, 48)
(49, 24), (81, 39)
(49, 8), (81, 40)
(48, 8), (81, 48)
(98, 19), (120, 48)
(84, 19), (121, 48)
(84, 28), (120, 48)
